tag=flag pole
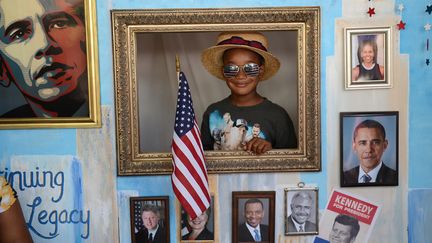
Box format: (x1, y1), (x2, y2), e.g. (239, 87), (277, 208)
(176, 54), (180, 73)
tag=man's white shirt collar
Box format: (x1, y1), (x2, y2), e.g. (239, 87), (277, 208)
(358, 161), (383, 183)
(147, 224), (159, 237)
(290, 216), (305, 231)
(246, 223), (261, 237)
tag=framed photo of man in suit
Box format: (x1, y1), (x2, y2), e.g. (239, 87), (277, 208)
(340, 111), (399, 187)
(130, 196), (170, 243)
(232, 191), (275, 243)
(284, 186), (318, 235)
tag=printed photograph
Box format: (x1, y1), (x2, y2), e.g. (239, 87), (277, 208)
(340, 112), (399, 187)
(284, 187), (318, 235)
(344, 27), (391, 90)
(232, 191), (275, 243)
(180, 198), (215, 242)
(130, 196), (169, 243)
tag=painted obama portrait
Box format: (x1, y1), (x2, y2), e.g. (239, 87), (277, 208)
(0, 0), (88, 118)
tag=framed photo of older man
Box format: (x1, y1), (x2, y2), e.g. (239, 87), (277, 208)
(232, 191), (275, 243)
(284, 186), (318, 235)
(0, 0), (100, 128)
(340, 111), (399, 187)
(130, 196), (170, 243)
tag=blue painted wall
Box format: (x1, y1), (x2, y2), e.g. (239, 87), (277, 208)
(401, 1), (432, 188)
(400, 1), (432, 242)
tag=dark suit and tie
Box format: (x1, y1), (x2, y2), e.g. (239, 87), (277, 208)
(238, 223), (269, 242)
(286, 215), (317, 233)
(345, 119), (398, 187)
(135, 226), (166, 243)
(343, 162), (397, 185)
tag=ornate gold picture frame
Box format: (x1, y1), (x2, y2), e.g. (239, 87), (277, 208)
(0, 0), (101, 128)
(112, 7), (321, 175)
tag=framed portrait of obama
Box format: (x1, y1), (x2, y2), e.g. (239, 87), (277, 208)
(340, 111), (398, 187)
(112, 7), (321, 175)
(0, 0), (101, 128)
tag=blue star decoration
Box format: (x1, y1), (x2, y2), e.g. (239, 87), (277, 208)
(427, 5), (432, 14)
(427, 59), (430, 66)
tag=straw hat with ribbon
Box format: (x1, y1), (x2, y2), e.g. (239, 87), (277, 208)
(201, 32), (280, 81)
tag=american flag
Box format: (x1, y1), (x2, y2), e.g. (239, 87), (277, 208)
(171, 71), (211, 219)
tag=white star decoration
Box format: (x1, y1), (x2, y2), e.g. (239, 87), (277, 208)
(425, 23), (431, 31)
(398, 4), (404, 12)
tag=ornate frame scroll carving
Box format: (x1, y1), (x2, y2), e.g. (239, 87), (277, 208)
(112, 7), (321, 175)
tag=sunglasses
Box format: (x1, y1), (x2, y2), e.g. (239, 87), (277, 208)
(223, 63), (260, 78)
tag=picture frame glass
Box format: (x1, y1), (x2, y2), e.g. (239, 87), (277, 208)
(180, 197), (215, 242)
(136, 31), (298, 153)
(344, 27), (391, 90)
(231, 191), (275, 243)
(340, 112), (399, 187)
(284, 187), (319, 235)
(130, 196), (170, 243)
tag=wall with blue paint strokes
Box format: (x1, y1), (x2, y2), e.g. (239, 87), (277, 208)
(400, 1), (432, 242)
(1, 0), (431, 242)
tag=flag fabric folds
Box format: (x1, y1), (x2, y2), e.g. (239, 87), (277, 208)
(171, 71), (211, 220)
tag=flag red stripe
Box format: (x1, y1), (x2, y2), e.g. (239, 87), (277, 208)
(172, 140), (209, 204)
(171, 161), (209, 216)
(178, 134), (210, 198)
(173, 131), (209, 192)
(171, 180), (201, 219)
(172, 167), (208, 213)
(171, 169), (206, 217)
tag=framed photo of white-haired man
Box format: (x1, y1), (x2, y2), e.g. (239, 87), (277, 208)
(284, 186), (318, 236)
(344, 27), (392, 90)
(340, 111), (399, 187)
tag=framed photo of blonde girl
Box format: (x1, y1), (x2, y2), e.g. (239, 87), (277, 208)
(344, 27), (392, 90)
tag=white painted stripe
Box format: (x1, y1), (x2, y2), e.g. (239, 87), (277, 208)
(173, 132), (209, 189)
(171, 172), (202, 215)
